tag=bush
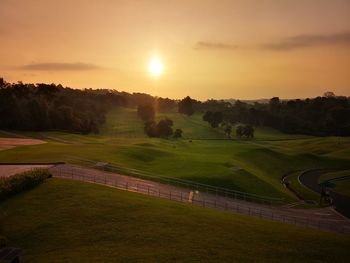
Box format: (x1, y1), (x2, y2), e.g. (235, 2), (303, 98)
(0, 169), (52, 201)
(144, 118), (174, 138)
(173, 129), (183, 138)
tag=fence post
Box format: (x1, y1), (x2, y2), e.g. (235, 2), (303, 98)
(147, 186), (150, 195)
(170, 191), (172, 200)
(181, 192), (183, 202)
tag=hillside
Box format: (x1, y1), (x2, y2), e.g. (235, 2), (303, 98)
(1, 178), (349, 262)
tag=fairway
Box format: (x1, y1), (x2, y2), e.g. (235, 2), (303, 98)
(0, 108), (349, 204)
(1, 178), (349, 262)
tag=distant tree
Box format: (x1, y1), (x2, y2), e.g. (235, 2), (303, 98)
(173, 128), (183, 139)
(269, 97), (280, 112)
(323, 91), (336, 98)
(178, 96), (195, 116)
(143, 118), (174, 138)
(202, 111), (223, 128)
(202, 111), (212, 122)
(144, 120), (158, 137)
(236, 124), (254, 139)
(157, 118), (174, 138)
(224, 124), (232, 138)
(244, 124), (254, 138)
(137, 104), (155, 121)
(236, 125), (244, 138)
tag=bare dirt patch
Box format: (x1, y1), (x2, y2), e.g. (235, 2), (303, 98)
(0, 138), (46, 152)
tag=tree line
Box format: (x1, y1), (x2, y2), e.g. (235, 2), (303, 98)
(177, 93), (350, 137)
(2, 78), (349, 136)
(0, 78), (177, 134)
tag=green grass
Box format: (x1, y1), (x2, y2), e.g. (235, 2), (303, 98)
(0, 107), (349, 203)
(0, 178), (349, 262)
(319, 170), (350, 197)
(287, 171), (320, 203)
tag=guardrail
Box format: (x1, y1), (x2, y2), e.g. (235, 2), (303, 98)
(53, 165), (350, 234)
(66, 156), (285, 205)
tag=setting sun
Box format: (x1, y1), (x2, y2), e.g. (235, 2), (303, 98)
(148, 56), (164, 77)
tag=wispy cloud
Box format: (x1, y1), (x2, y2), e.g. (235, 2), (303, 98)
(195, 41), (238, 50)
(261, 32), (350, 51)
(195, 32), (350, 52)
(19, 62), (102, 71)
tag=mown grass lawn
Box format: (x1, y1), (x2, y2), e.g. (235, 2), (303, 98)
(0, 108), (349, 202)
(1, 178), (350, 262)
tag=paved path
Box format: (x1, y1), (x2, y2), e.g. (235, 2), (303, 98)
(50, 164), (350, 234)
(299, 169), (350, 219)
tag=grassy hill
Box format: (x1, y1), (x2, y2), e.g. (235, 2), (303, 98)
(319, 170), (350, 197)
(1, 178), (349, 262)
(0, 107), (349, 203)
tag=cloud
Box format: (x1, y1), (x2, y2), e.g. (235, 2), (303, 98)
(261, 32), (350, 51)
(195, 41), (238, 50)
(19, 62), (102, 71)
(195, 32), (350, 52)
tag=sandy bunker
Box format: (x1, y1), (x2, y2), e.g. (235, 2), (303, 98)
(0, 137), (46, 151)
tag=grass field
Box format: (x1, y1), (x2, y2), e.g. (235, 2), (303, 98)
(287, 171), (320, 204)
(319, 170), (350, 197)
(1, 178), (349, 262)
(0, 107), (349, 203)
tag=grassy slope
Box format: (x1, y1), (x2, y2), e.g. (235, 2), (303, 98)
(287, 171), (320, 202)
(319, 170), (350, 197)
(0, 178), (349, 263)
(0, 107), (349, 202)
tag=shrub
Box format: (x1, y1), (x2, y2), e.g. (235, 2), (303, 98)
(173, 129), (183, 138)
(0, 169), (52, 201)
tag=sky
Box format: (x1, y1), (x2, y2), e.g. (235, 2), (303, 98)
(1, 0), (350, 100)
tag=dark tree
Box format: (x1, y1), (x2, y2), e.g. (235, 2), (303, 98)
(178, 96), (195, 116)
(173, 128), (183, 139)
(144, 120), (158, 137)
(224, 124), (232, 138)
(157, 118), (174, 138)
(143, 118), (174, 138)
(202, 111), (223, 128)
(236, 124), (254, 139)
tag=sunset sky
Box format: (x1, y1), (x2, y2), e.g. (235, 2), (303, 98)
(1, 0), (350, 100)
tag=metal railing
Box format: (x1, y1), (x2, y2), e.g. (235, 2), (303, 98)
(65, 156), (285, 206)
(53, 165), (350, 235)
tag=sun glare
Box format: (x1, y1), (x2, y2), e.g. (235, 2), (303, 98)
(148, 56), (164, 77)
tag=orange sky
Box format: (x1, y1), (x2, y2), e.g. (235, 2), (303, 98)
(1, 0), (350, 100)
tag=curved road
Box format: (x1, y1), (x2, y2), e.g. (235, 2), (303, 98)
(299, 169), (350, 219)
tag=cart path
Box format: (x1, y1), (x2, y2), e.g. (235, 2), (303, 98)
(299, 169), (350, 219)
(50, 164), (350, 234)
